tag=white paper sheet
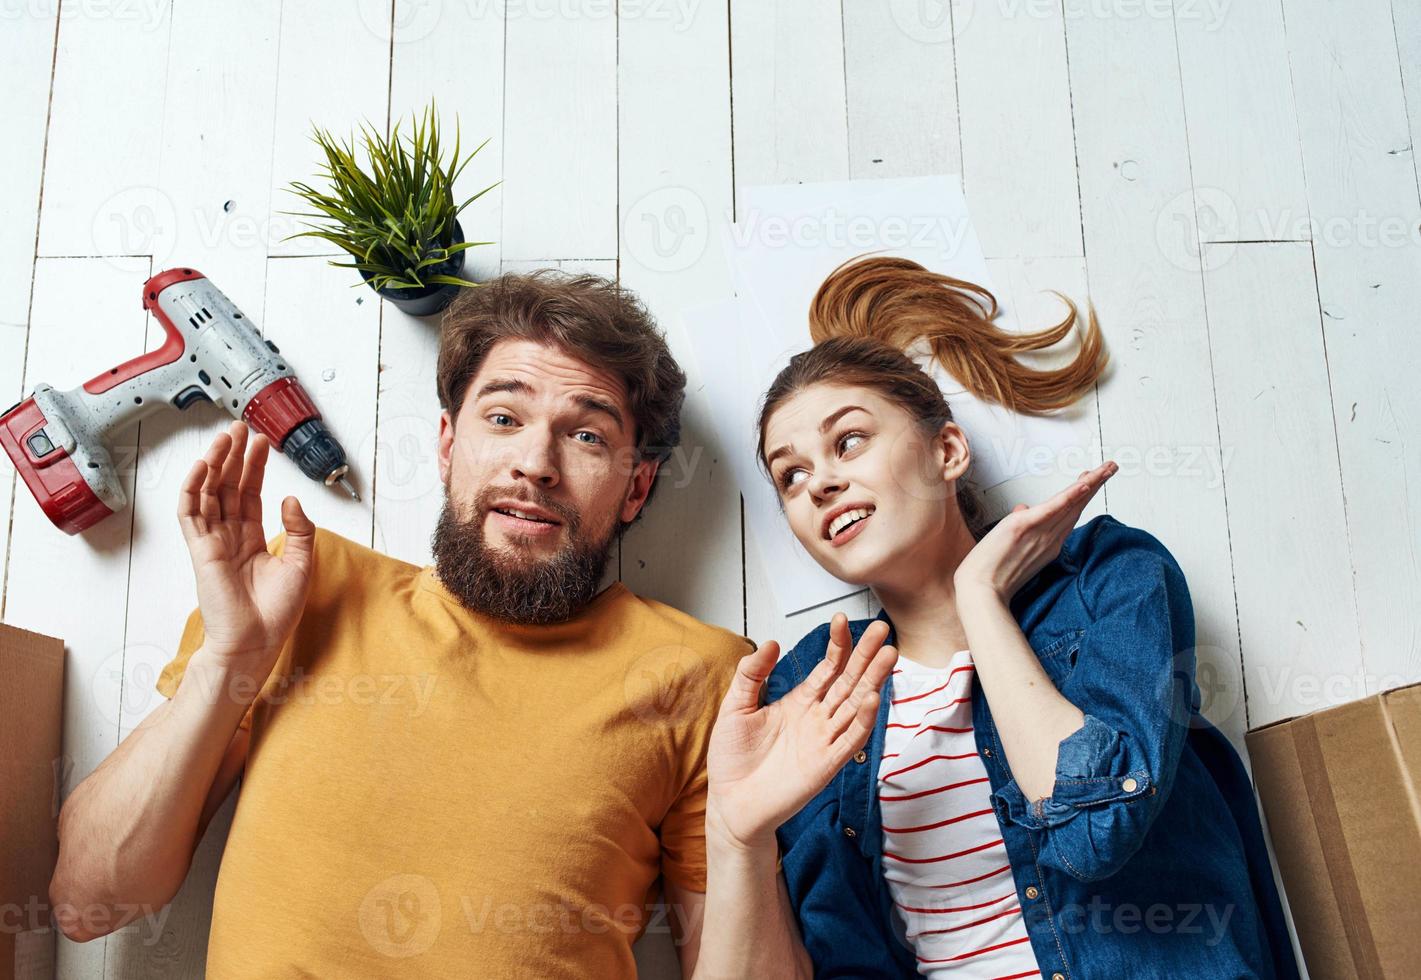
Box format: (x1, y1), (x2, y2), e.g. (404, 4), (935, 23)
(687, 175), (1094, 616)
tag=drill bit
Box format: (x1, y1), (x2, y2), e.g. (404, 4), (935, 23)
(337, 474), (360, 501)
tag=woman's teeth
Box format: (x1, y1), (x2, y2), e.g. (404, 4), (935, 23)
(828, 507), (873, 539)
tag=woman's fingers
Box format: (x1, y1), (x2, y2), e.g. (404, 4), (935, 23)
(828, 689), (883, 765)
(794, 612), (853, 705)
(721, 640), (780, 716)
(821, 621), (890, 715)
(827, 642), (898, 739)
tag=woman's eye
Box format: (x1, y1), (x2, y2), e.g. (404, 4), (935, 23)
(780, 468), (806, 490)
(839, 432), (866, 453)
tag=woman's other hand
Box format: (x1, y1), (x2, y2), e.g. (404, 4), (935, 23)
(954, 460), (1118, 602)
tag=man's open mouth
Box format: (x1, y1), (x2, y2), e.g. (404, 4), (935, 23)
(492, 506), (559, 524)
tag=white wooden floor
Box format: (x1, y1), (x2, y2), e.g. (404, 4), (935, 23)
(3, 0), (1418, 976)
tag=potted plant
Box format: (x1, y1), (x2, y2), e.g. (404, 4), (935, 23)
(285, 101), (499, 317)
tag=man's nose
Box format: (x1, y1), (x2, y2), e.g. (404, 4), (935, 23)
(509, 428), (559, 486)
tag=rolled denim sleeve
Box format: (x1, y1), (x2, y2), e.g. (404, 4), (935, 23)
(991, 519), (1197, 883)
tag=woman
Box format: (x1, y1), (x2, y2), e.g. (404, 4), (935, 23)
(696, 257), (1297, 979)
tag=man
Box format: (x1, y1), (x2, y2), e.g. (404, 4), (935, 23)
(48, 271), (757, 977)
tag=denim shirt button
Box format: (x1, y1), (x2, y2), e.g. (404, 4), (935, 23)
(1122, 777), (1139, 792)
(1025, 886), (1040, 900)
(843, 826), (857, 839)
(982, 747), (993, 758)
(853, 750), (868, 764)
(1051, 973), (1066, 980)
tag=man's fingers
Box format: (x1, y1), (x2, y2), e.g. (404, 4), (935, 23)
(198, 432), (231, 524)
(721, 640), (780, 715)
(238, 433), (270, 524)
(177, 458), (209, 534)
(217, 422), (247, 520)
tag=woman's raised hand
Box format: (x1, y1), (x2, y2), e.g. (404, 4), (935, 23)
(177, 420), (316, 676)
(954, 459), (1118, 602)
(706, 614), (898, 852)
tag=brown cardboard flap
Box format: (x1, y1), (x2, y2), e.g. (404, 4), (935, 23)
(0, 624), (65, 980)
(1247, 681), (1421, 980)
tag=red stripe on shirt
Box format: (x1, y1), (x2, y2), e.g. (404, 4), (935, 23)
(917, 935), (1035, 963)
(884, 838), (1005, 864)
(881, 806), (995, 834)
(881, 752), (980, 780)
(891, 665), (975, 705)
(909, 904), (1025, 937)
(919, 864), (1014, 890)
(880, 776), (990, 802)
(895, 890), (1017, 915)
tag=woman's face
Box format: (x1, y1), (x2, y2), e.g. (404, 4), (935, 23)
(762, 382), (971, 588)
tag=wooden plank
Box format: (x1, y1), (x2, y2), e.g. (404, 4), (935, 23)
(7, 260), (147, 980)
(258, 256), (382, 545)
(1201, 241), (1360, 729)
(841, 1), (961, 179)
(1283, 0), (1421, 689)
(1062, 0), (1247, 742)
(0, 4), (57, 619)
(1390, 0), (1421, 206)
(616, 1), (742, 637)
(729, 0), (864, 645)
(1175, 0), (1310, 244)
(729, 0), (849, 186)
(102, 4), (283, 974)
(376, 0), (507, 566)
(979, 256), (1106, 525)
(36, 3), (170, 265)
(953, 0), (1082, 259)
(500, 3), (618, 261)
(266, 0), (392, 257)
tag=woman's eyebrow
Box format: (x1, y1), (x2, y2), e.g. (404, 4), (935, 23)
(765, 405), (869, 467)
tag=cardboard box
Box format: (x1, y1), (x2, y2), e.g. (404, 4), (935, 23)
(0, 624), (64, 980)
(1246, 681), (1421, 980)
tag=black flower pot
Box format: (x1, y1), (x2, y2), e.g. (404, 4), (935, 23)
(359, 219), (469, 318)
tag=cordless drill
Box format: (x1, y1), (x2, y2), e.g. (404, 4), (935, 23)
(0, 267), (359, 535)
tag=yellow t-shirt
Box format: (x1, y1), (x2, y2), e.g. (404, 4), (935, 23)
(157, 526), (753, 978)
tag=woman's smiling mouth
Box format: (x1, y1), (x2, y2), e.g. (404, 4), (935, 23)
(825, 505), (875, 546)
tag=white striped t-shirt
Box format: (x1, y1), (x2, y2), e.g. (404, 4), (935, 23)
(878, 649), (1042, 980)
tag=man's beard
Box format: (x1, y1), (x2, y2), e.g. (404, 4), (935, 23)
(430, 484), (619, 625)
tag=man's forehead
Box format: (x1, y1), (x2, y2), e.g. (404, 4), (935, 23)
(478, 339), (627, 397)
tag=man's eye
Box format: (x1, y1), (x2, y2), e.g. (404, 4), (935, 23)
(489, 414), (515, 427)
(574, 431), (602, 445)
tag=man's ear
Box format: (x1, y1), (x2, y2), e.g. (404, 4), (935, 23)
(619, 457), (661, 524)
(437, 409), (454, 486)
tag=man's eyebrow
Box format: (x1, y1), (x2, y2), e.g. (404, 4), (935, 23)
(573, 395), (625, 433)
(473, 377), (625, 433)
(765, 405), (868, 468)
(475, 378), (532, 401)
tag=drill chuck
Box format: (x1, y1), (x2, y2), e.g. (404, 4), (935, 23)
(282, 419), (360, 500)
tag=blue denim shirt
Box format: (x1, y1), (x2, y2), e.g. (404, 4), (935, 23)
(767, 514), (1299, 980)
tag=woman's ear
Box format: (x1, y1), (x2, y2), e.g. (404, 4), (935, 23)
(936, 420), (972, 483)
